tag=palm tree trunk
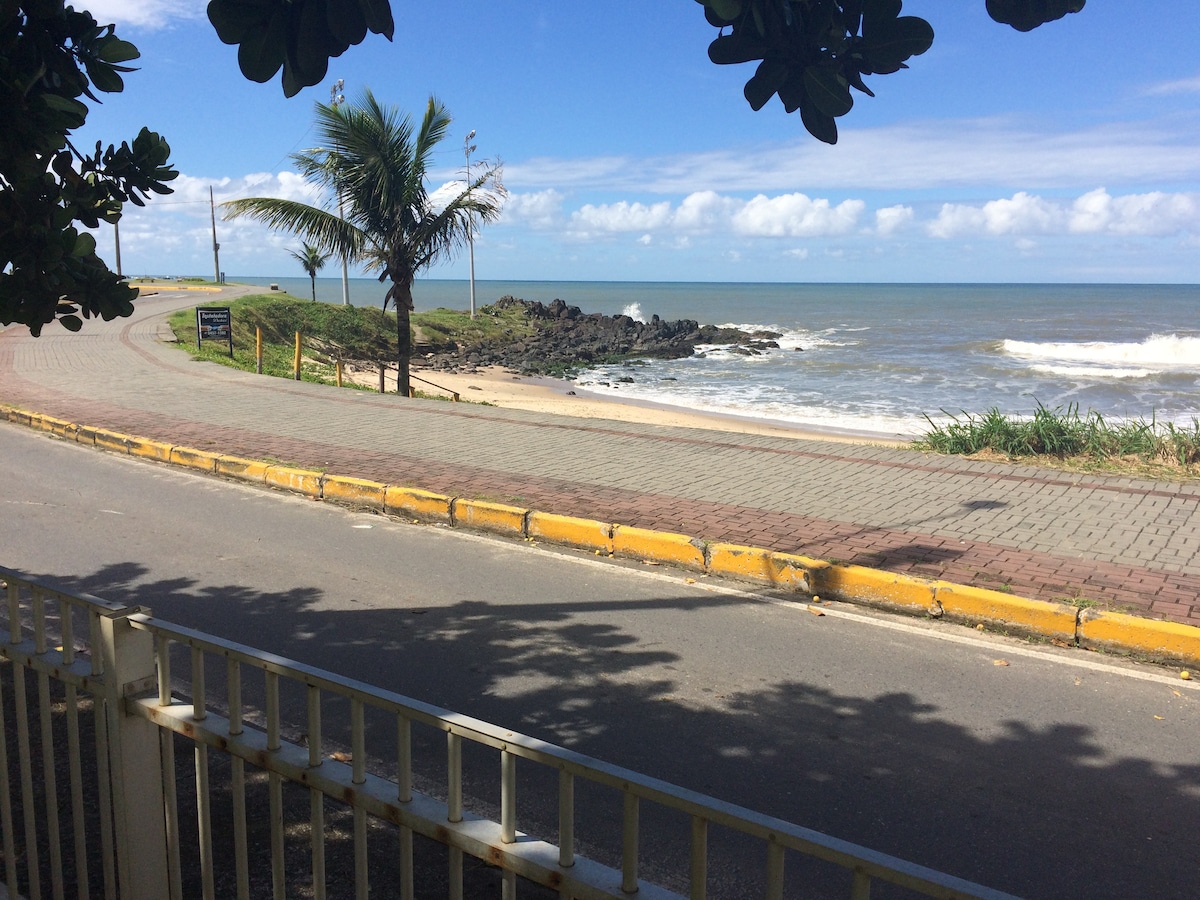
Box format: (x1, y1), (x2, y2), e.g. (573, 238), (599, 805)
(393, 281), (414, 396)
(310, 272), (317, 301)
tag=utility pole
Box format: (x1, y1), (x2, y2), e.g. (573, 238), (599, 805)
(114, 220), (122, 277)
(331, 79), (350, 306)
(209, 186), (221, 283)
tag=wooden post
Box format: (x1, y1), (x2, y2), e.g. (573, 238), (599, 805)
(378, 363), (385, 393)
(336, 359), (343, 387)
(294, 332), (302, 381)
(256, 327), (263, 375)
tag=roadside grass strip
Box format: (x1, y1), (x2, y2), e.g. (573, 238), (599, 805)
(6, 403), (1199, 666)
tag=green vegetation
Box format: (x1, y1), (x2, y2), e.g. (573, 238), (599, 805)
(916, 403), (1200, 477)
(169, 293), (394, 385)
(167, 293), (538, 391)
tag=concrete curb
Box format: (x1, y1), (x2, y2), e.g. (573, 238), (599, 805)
(7, 404), (1199, 667)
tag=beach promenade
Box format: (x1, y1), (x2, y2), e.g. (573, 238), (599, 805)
(4, 285), (1200, 631)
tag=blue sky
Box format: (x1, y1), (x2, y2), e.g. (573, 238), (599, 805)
(76, 1), (1200, 284)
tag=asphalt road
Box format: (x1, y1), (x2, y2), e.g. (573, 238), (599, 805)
(3, 422), (1198, 899)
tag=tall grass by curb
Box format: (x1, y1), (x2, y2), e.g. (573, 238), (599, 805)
(916, 402), (1200, 469)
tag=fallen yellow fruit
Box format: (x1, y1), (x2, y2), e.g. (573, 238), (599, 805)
(1182, 671), (1192, 680)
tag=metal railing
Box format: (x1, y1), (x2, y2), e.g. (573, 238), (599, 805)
(0, 565), (1020, 899)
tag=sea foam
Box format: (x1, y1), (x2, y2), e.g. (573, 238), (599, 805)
(1002, 333), (1200, 371)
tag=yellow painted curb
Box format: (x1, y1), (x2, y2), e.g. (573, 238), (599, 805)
(706, 545), (826, 592)
(264, 465), (324, 497)
(384, 486), (452, 524)
(934, 582), (1077, 641)
(1078, 609), (1200, 665)
(215, 455), (270, 482)
(322, 475), (386, 510)
(92, 429), (133, 454)
(32, 414), (77, 439)
(74, 424), (100, 446)
(453, 499), (528, 537)
(818, 564), (936, 612)
(527, 512), (614, 553)
(169, 446), (221, 473)
(613, 526), (705, 571)
(3, 408), (31, 426)
(129, 438), (174, 462)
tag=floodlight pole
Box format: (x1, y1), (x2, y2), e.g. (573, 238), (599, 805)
(331, 79), (350, 306)
(464, 130), (477, 319)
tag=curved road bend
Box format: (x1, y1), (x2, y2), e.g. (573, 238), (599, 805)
(2, 285), (1200, 628)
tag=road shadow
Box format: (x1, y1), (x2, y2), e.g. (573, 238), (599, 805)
(10, 562), (1199, 900)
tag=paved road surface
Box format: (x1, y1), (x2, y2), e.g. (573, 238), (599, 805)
(4, 287), (1200, 631)
(3, 422), (1199, 898)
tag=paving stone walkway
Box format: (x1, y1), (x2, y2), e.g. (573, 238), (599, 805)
(4, 286), (1200, 628)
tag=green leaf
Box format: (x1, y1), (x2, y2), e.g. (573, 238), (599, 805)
(861, 0), (902, 28)
(208, 0), (275, 44)
(357, 0), (394, 40)
(72, 232), (97, 257)
(97, 37), (140, 63)
(744, 58), (787, 111)
(708, 33), (765, 65)
(986, 0), (1086, 32)
(85, 59), (126, 93)
(237, 8), (288, 83)
(328, 0), (368, 49)
(60, 315), (84, 332)
(860, 15), (934, 74)
(803, 67), (853, 118)
(800, 102), (838, 144)
(704, 0), (744, 22)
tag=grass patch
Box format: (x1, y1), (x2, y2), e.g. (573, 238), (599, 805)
(915, 402), (1200, 479)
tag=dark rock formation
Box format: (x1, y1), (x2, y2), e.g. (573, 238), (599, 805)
(418, 296), (782, 376)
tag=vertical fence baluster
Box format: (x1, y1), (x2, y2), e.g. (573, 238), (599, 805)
(228, 658), (249, 900)
(155, 634), (183, 900)
(501, 749), (517, 900)
(397, 715), (413, 900)
(32, 589), (65, 900)
(558, 768), (575, 869)
(266, 671), (285, 900)
(765, 841), (784, 900)
(60, 602), (90, 899)
(308, 684), (325, 900)
(14, 658), (40, 900)
(851, 867), (872, 900)
(351, 699), (368, 900)
(690, 816), (708, 900)
(621, 789), (639, 895)
(447, 731), (463, 900)
(0, 664), (18, 897)
(90, 613), (116, 900)
(192, 646), (214, 900)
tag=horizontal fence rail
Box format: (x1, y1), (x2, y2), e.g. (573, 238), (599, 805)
(0, 565), (1020, 899)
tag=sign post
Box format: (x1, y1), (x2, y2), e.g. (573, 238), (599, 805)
(196, 307), (234, 358)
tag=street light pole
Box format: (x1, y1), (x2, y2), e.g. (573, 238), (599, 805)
(464, 130), (477, 319)
(210, 185), (221, 283)
(331, 79), (350, 306)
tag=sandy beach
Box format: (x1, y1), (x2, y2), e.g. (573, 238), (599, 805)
(343, 363), (902, 446)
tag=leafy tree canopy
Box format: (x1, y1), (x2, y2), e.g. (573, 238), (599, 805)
(1, 0), (178, 334)
(206, 0), (1084, 141)
(698, 0), (1086, 143)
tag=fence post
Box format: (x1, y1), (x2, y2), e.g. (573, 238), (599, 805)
(294, 331), (302, 380)
(256, 327), (263, 374)
(98, 611), (170, 900)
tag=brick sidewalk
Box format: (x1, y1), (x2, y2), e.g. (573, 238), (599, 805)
(4, 286), (1199, 628)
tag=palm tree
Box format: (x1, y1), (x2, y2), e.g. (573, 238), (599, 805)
(288, 243), (331, 301)
(224, 91), (504, 396)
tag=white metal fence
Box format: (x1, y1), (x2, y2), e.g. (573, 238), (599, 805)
(0, 565), (1019, 899)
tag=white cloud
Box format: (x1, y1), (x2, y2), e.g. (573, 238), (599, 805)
(672, 190), (742, 232)
(501, 190), (565, 229)
(732, 194), (864, 237)
(85, 0), (207, 30)
(929, 189), (1200, 239)
(570, 200), (673, 234)
(1143, 75), (1200, 96)
(875, 205), (914, 236)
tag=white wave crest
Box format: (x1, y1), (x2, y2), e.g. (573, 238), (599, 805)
(621, 302), (644, 322)
(1029, 364), (1154, 379)
(1002, 333), (1200, 371)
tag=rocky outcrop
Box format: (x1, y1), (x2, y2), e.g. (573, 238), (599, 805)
(418, 296), (782, 376)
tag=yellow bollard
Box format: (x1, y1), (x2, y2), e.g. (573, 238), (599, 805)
(256, 327), (263, 374)
(294, 331), (301, 381)
(336, 358), (343, 387)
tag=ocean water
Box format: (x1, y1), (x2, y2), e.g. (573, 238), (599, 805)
(233, 277), (1200, 439)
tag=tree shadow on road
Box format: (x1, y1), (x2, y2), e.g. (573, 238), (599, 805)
(14, 561), (1200, 900)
